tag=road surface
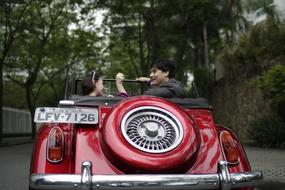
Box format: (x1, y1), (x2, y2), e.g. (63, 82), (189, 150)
(0, 143), (284, 190)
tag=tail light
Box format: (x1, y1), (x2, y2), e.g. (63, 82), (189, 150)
(47, 126), (64, 163)
(220, 131), (239, 165)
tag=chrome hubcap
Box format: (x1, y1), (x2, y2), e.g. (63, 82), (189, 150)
(121, 106), (183, 153)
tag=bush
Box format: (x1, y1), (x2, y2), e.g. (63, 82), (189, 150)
(258, 64), (285, 104)
(248, 115), (285, 148)
(258, 64), (285, 118)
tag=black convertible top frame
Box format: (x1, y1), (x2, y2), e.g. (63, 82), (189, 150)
(70, 95), (212, 109)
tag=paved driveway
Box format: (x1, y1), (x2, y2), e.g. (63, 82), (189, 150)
(0, 141), (284, 190)
(245, 146), (285, 182)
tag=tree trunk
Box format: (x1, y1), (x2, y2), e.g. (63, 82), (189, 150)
(26, 85), (36, 138)
(144, 0), (158, 64)
(203, 21), (209, 68)
(138, 13), (147, 76)
(30, 108), (36, 139)
(174, 39), (187, 82)
(174, 12), (189, 82)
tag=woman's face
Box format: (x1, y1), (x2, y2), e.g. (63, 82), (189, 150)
(95, 78), (104, 96)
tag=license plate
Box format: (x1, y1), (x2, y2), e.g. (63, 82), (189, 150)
(34, 107), (98, 124)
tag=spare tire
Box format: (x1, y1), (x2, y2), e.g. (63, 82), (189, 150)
(100, 96), (200, 173)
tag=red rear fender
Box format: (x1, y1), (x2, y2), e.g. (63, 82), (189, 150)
(30, 123), (75, 174)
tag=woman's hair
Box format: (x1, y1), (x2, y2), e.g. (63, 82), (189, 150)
(81, 71), (101, 95)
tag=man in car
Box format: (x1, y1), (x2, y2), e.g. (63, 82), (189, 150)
(136, 59), (188, 98)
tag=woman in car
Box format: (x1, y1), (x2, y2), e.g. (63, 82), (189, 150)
(81, 71), (128, 97)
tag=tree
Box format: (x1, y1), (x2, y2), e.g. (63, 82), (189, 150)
(3, 0), (70, 138)
(220, 0), (248, 44)
(258, 64), (285, 118)
(3, 0), (103, 138)
(0, 0), (32, 142)
(220, 16), (285, 79)
(98, 1), (153, 78)
(97, 0), (230, 86)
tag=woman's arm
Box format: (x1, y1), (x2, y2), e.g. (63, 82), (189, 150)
(116, 73), (128, 97)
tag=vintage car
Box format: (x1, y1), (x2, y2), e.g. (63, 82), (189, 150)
(29, 79), (263, 190)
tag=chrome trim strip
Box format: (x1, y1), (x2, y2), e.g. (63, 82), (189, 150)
(30, 161), (263, 190)
(59, 100), (75, 107)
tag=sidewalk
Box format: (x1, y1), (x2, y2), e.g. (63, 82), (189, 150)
(245, 146), (285, 183)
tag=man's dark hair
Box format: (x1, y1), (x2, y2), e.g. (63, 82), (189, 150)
(152, 59), (175, 78)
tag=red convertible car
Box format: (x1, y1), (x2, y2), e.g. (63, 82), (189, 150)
(30, 80), (262, 190)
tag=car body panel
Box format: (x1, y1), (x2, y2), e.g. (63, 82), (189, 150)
(30, 123), (74, 174)
(30, 96), (262, 190)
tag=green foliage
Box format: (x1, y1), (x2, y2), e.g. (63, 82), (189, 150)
(248, 115), (285, 148)
(221, 18), (285, 78)
(258, 64), (285, 104)
(3, 81), (27, 109)
(100, 0), (235, 82)
(2, 0), (105, 109)
(1, 0), (262, 111)
(105, 30), (142, 79)
(258, 64), (285, 119)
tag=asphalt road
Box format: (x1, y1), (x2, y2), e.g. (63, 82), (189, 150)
(0, 143), (32, 190)
(0, 143), (284, 190)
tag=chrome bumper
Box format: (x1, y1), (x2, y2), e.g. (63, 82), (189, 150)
(30, 161), (263, 190)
